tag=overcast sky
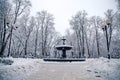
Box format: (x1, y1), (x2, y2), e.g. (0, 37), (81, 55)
(30, 0), (117, 36)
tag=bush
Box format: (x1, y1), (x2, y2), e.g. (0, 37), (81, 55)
(0, 58), (13, 65)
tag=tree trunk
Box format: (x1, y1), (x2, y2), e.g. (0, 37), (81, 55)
(24, 38), (28, 56)
(85, 32), (90, 58)
(41, 16), (45, 58)
(0, 17), (10, 57)
(7, 25), (13, 57)
(34, 30), (38, 57)
(95, 26), (100, 58)
(82, 25), (85, 57)
(43, 22), (48, 57)
(75, 31), (81, 58)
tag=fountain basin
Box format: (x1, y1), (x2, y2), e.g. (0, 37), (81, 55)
(43, 58), (86, 62)
(55, 45), (73, 50)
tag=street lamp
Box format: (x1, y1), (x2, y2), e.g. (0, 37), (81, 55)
(101, 19), (112, 59)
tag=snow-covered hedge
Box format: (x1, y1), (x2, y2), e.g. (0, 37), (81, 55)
(0, 58), (13, 65)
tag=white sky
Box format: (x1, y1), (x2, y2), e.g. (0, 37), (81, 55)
(30, 0), (117, 36)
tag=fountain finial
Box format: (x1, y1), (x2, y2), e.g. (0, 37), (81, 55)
(62, 37), (66, 45)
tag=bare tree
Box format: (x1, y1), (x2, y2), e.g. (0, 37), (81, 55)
(0, 0), (12, 57)
(90, 16), (102, 58)
(84, 30), (90, 58)
(35, 11), (54, 58)
(34, 17), (39, 57)
(24, 17), (34, 56)
(70, 16), (81, 58)
(101, 9), (114, 59)
(116, 0), (120, 9)
(70, 10), (88, 58)
(7, 0), (31, 57)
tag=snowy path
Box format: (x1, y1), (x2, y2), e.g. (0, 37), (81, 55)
(0, 58), (120, 80)
(27, 62), (103, 80)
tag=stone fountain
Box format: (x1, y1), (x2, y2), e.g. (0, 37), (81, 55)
(43, 37), (85, 62)
(55, 37), (72, 58)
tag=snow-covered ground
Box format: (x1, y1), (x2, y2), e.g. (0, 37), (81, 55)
(0, 57), (120, 80)
(0, 57), (43, 80)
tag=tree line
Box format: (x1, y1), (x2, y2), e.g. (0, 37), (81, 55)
(0, 0), (60, 58)
(0, 0), (120, 58)
(66, 0), (120, 58)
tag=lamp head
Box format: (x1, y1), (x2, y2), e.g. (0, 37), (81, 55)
(6, 18), (10, 24)
(106, 19), (111, 25)
(101, 23), (106, 31)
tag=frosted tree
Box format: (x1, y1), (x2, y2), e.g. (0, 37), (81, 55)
(0, 0), (12, 57)
(101, 9), (115, 59)
(70, 10), (88, 58)
(7, 0), (31, 57)
(90, 16), (102, 58)
(35, 11), (55, 58)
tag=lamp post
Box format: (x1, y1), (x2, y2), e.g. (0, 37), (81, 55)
(101, 19), (112, 59)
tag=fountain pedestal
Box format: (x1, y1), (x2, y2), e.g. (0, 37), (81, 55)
(62, 50), (66, 58)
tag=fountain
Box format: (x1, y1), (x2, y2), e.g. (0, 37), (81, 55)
(55, 37), (72, 58)
(43, 37), (85, 62)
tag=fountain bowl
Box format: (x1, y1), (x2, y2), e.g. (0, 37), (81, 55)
(55, 45), (73, 50)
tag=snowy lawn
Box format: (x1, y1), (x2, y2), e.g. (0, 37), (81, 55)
(0, 57), (120, 80)
(0, 57), (43, 80)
